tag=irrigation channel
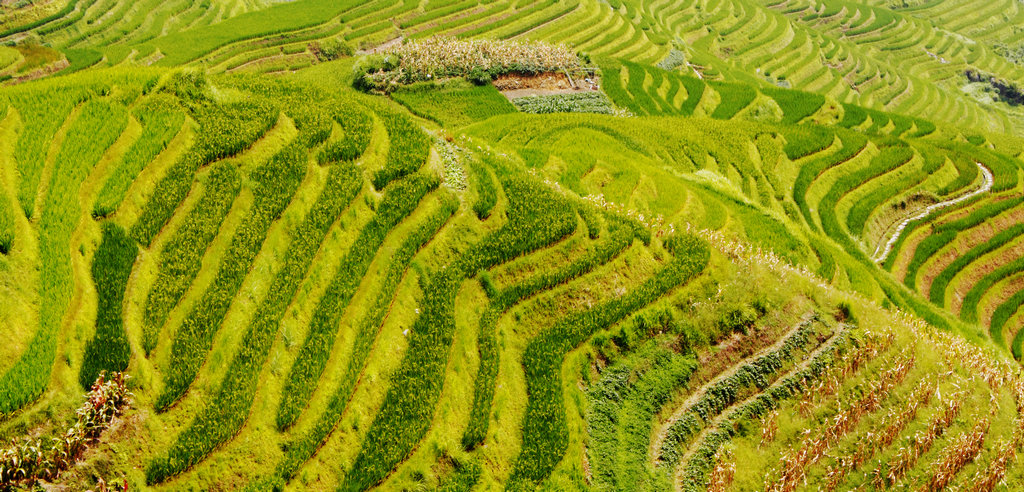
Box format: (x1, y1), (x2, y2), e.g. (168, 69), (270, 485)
(872, 163), (993, 262)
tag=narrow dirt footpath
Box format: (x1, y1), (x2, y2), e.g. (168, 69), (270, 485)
(872, 163), (993, 263)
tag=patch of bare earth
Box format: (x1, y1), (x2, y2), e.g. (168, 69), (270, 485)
(6, 58), (68, 85)
(497, 71), (600, 98)
(357, 36), (404, 55)
(918, 205), (1024, 296)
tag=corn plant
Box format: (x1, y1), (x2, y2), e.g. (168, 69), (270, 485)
(822, 378), (935, 490)
(766, 353), (915, 492)
(871, 394), (964, 488)
(0, 373), (131, 488)
(921, 419), (990, 491)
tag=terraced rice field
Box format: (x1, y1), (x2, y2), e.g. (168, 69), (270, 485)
(4, 0), (1024, 490)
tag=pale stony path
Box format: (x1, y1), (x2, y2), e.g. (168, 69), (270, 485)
(873, 162), (993, 263)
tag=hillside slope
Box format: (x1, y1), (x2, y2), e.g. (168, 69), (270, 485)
(1, 2), (1024, 492)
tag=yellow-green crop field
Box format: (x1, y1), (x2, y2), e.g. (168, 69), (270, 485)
(2, 1), (1024, 491)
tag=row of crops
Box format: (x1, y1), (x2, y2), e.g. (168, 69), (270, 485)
(3, 36), (1024, 489)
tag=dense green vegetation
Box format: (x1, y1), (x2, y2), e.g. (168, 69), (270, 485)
(4, 1), (1024, 490)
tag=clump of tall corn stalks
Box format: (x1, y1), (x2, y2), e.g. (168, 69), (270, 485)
(355, 37), (585, 92)
(0, 372), (132, 489)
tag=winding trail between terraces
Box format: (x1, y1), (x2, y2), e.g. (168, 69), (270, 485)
(872, 162), (993, 263)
